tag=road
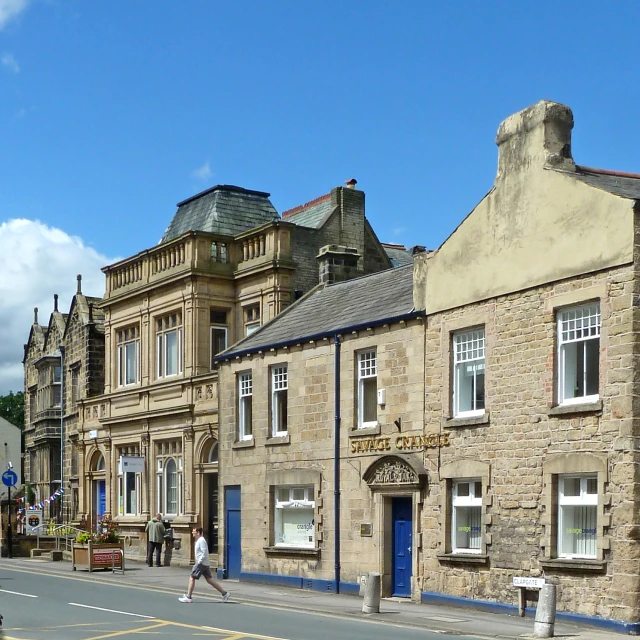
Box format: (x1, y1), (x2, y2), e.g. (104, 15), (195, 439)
(0, 567), (484, 640)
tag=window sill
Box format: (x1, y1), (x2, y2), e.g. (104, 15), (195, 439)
(443, 413), (490, 429)
(350, 424), (381, 437)
(266, 434), (290, 446)
(233, 439), (255, 450)
(540, 558), (606, 572)
(547, 400), (602, 416)
(437, 553), (489, 565)
(264, 546), (320, 558)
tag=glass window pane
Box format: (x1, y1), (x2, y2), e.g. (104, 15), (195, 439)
(292, 487), (305, 501)
(165, 330), (177, 375)
(585, 339), (599, 396)
(560, 505), (597, 557)
(586, 477), (597, 494)
(457, 482), (470, 497)
(563, 477), (581, 497)
(454, 505), (481, 550)
(363, 377), (377, 422)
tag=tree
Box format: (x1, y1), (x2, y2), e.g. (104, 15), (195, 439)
(0, 391), (24, 430)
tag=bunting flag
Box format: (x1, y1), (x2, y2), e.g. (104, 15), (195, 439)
(16, 488), (64, 515)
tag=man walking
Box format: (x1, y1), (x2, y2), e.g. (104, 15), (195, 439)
(179, 526), (229, 603)
(145, 513), (166, 567)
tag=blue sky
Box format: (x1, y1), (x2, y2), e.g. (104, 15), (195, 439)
(1, 0), (639, 393)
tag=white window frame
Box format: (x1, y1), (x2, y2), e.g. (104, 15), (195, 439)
(274, 485), (315, 548)
(453, 328), (485, 418)
(117, 327), (140, 387)
(238, 372), (253, 441)
(118, 470), (140, 516)
(558, 474), (598, 559)
(451, 479), (482, 554)
(156, 313), (183, 379)
(357, 350), (378, 428)
(271, 365), (288, 436)
(557, 303), (600, 405)
(52, 365), (62, 407)
(157, 455), (182, 517)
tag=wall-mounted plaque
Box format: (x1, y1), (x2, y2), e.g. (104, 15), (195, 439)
(360, 523), (372, 537)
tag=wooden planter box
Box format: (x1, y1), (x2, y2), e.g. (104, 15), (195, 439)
(72, 541), (125, 572)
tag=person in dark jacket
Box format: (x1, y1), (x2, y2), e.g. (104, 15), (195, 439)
(145, 513), (166, 567)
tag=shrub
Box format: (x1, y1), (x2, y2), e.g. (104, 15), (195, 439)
(75, 515), (120, 544)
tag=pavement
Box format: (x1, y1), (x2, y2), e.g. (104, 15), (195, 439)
(0, 556), (626, 640)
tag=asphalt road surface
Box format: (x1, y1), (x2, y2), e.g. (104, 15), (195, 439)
(0, 566), (486, 640)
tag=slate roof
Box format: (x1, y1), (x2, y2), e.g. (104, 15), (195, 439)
(382, 244), (413, 267)
(161, 185), (280, 243)
(282, 195), (335, 229)
(218, 265), (419, 360)
(571, 166), (640, 200)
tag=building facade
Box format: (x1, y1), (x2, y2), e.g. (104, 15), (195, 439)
(215, 101), (640, 633)
(58, 181), (396, 565)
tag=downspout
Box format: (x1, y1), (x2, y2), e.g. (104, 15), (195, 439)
(334, 334), (341, 593)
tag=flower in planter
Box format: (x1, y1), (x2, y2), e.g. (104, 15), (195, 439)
(75, 515), (121, 544)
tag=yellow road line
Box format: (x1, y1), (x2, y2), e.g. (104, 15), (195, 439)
(82, 620), (171, 640)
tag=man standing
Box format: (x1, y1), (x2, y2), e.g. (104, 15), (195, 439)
(145, 513), (166, 567)
(179, 526), (229, 603)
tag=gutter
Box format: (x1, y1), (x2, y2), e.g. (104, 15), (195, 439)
(216, 309), (425, 363)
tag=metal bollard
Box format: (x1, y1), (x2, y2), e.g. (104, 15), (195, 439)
(362, 572), (381, 614)
(533, 583), (556, 638)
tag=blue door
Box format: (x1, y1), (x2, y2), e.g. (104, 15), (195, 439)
(392, 497), (413, 597)
(225, 486), (241, 579)
(97, 480), (106, 516)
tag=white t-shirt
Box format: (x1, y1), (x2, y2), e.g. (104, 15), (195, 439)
(195, 536), (210, 567)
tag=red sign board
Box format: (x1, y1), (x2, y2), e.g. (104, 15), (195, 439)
(92, 549), (122, 566)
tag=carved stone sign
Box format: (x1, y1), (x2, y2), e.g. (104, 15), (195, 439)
(370, 460), (418, 485)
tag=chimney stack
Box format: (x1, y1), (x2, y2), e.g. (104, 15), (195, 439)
(495, 100), (575, 178)
(77, 274), (82, 294)
(54, 294), (59, 312)
(34, 307), (38, 324)
(316, 245), (361, 285)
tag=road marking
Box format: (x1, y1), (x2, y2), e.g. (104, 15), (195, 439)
(68, 602), (155, 619)
(0, 588), (37, 598)
(81, 620), (170, 640)
(203, 626), (289, 640)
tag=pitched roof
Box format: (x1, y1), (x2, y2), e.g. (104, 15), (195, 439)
(281, 193), (334, 229)
(382, 243), (413, 267)
(571, 166), (640, 200)
(161, 185), (280, 243)
(218, 265), (419, 360)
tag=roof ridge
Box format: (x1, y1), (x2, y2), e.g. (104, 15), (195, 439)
(577, 165), (640, 180)
(282, 193), (331, 219)
(176, 184), (271, 208)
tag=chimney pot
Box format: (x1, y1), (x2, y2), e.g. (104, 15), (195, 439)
(54, 294), (59, 312)
(34, 307), (38, 324)
(77, 274), (82, 294)
(345, 178), (357, 189)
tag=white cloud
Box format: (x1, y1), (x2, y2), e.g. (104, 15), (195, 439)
(392, 226), (406, 236)
(2, 52), (19, 73)
(192, 161), (212, 181)
(0, 0), (29, 30)
(0, 219), (117, 394)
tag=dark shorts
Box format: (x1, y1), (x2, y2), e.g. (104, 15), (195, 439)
(190, 563), (213, 580)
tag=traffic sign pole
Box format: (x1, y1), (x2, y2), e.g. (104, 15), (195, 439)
(7, 483), (11, 558)
(2, 468), (18, 559)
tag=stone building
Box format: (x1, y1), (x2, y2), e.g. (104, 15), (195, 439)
(215, 100), (640, 633)
(216, 264), (426, 592)
(72, 180), (396, 565)
(23, 278), (105, 522)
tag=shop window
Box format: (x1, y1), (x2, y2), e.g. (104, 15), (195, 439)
(452, 479), (482, 553)
(238, 372), (253, 441)
(557, 303), (600, 405)
(453, 328), (485, 417)
(357, 350), (377, 428)
(558, 475), (597, 558)
(271, 365), (288, 436)
(274, 486), (315, 548)
(156, 312), (183, 378)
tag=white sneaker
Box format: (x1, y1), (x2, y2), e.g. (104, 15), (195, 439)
(222, 591), (230, 603)
(179, 595), (193, 603)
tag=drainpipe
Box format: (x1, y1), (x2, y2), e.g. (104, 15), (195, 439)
(334, 335), (341, 593)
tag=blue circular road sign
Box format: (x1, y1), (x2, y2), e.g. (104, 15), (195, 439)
(2, 469), (17, 487)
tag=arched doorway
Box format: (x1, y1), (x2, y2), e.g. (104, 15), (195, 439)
(89, 451), (106, 529)
(202, 441), (219, 553)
